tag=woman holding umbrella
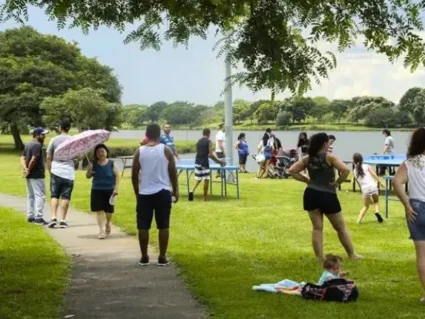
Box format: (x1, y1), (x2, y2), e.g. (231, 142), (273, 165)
(86, 144), (120, 239)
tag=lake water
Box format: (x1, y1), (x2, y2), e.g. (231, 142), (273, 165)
(111, 130), (413, 172)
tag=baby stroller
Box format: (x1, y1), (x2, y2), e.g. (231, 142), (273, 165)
(276, 148), (299, 178)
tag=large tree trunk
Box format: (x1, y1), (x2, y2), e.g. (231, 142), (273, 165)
(10, 123), (24, 150)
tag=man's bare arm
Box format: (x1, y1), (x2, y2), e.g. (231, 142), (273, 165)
(165, 147), (178, 198)
(131, 149), (140, 196)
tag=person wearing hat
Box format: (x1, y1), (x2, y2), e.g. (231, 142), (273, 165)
(46, 120), (75, 229)
(215, 123), (226, 178)
(20, 127), (50, 225)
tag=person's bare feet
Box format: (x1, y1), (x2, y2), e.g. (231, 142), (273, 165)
(349, 254), (364, 260)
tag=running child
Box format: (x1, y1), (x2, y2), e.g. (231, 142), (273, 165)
(352, 152), (385, 224)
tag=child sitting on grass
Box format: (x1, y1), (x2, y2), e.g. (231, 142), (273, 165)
(318, 254), (349, 285)
(352, 152), (385, 224)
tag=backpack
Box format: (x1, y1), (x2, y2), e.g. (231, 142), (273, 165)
(301, 278), (359, 302)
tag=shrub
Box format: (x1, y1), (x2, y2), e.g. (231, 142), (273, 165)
(276, 111), (292, 126)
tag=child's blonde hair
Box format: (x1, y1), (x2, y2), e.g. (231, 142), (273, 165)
(323, 254), (342, 270)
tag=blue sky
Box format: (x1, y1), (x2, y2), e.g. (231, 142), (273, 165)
(1, 6), (425, 105)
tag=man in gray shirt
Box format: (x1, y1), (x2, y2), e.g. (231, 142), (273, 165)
(20, 127), (50, 225)
(46, 120), (75, 228)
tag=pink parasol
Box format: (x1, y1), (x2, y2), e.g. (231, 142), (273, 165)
(54, 129), (111, 161)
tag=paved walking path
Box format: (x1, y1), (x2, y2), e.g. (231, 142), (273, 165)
(0, 193), (205, 319)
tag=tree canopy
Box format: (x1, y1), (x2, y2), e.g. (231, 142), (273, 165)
(0, 26), (122, 149)
(2, 1), (425, 95)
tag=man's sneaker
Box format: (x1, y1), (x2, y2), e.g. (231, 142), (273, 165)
(375, 213), (384, 223)
(34, 218), (48, 226)
(48, 218), (57, 228)
(157, 256), (169, 266)
(27, 217), (35, 223)
(59, 220), (68, 228)
(138, 256), (150, 266)
(188, 192), (194, 201)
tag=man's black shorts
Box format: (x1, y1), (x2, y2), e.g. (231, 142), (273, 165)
(137, 189), (172, 230)
(50, 174), (74, 200)
(303, 187), (341, 214)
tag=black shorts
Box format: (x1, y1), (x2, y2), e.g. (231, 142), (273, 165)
(91, 189), (114, 213)
(239, 154), (248, 165)
(303, 188), (341, 214)
(50, 174), (74, 200)
(137, 189), (172, 230)
(216, 152), (225, 159)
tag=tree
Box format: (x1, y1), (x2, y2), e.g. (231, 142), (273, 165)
(350, 96), (394, 123)
(399, 87), (423, 113)
(0, 26), (122, 149)
(364, 107), (395, 128)
(310, 97), (331, 122)
(410, 90), (425, 125)
(122, 105), (149, 128)
(41, 88), (122, 132)
(5, 1), (425, 96)
(145, 101), (168, 122)
(283, 97), (315, 123)
(329, 100), (351, 124)
(276, 111), (292, 127)
(254, 102), (278, 124)
(398, 87), (425, 124)
(233, 99), (250, 124)
(160, 101), (201, 125)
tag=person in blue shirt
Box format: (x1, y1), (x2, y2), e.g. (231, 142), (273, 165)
(86, 144), (120, 239)
(234, 132), (249, 173)
(160, 123), (179, 159)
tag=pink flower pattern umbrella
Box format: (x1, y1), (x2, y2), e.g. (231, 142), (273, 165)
(54, 129), (111, 161)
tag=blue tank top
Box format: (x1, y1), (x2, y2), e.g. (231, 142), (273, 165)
(238, 141), (249, 155)
(92, 160), (115, 190)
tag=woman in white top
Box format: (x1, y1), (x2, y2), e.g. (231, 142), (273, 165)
(394, 127), (425, 303)
(352, 153), (384, 224)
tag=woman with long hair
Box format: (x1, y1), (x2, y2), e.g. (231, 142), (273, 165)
(352, 153), (384, 224)
(289, 132), (362, 261)
(235, 133), (249, 173)
(256, 128), (274, 178)
(297, 132), (309, 157)
(86, 144), (120, 239)
(394, 127), (425, 302)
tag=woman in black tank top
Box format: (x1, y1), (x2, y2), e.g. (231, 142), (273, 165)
(289, 133), (362, 262)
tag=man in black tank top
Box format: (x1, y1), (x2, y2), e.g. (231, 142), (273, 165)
(189, 128), (226, 201)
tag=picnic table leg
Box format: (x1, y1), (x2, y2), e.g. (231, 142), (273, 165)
(121, 158), (126, 177)
(210, 171), (213, 195)
(224, 172), (228, 197)
(385, 178), (389, 219)
(186, 169), (190, 195)
(236, 170), (240, 199)
(221, 171), (224, 197)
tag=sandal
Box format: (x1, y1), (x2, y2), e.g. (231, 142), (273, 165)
(105, 224), (111, 235)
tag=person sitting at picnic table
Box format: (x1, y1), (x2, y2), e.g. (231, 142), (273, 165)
(189, 128), (226, 201)
(86, 144), (120, 239)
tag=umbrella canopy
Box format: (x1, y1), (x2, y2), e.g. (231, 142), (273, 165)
(54, 129), (111, 161)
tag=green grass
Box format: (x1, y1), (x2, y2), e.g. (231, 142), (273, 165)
(0, 149), (422, 318)
(0, 134), (196, 154)
(0, 206), (70, 319)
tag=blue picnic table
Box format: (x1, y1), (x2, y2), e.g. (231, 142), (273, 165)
(176, 158), (240, 199)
